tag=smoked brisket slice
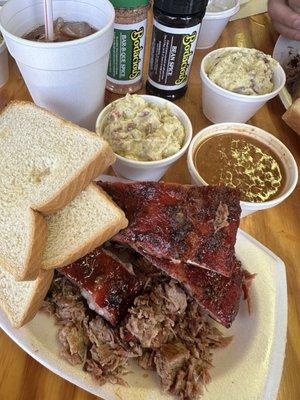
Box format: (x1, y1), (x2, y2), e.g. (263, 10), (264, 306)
(59, 248), (144, 326)
(99, 181), (241, 277)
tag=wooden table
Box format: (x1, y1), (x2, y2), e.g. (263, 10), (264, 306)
(0, 13), (299, 400)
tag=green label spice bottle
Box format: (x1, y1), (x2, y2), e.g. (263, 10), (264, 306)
(146, 0), (208, 101)
(107, 0), (150, 94)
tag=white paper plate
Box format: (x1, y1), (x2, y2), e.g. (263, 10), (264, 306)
(0, 176), (287, 400)
(273, 35), (300, 109)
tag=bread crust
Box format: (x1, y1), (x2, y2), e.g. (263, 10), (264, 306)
(7, 270), (54, 328)
(0, 209), (48, 281)
(18, 209), (48, 281)
(282, 98), (300, 135)
(41, 184), (128, 270)
(33, 140), (115, 214)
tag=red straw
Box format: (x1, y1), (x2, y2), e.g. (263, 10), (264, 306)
(44, 0), (54, 41)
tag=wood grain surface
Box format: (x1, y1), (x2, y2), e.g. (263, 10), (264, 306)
(0, 13), (299, 400)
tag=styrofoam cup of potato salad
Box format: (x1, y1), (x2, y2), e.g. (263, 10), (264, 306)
(200, 47), (286, 123)
(95, 94), (193, 181)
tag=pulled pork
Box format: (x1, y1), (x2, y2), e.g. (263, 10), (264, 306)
(42, 274), (231, 399)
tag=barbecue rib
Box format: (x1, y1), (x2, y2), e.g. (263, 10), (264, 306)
(60, 248), (144, 326)
(99, 182), (241, 277)
(103, 242), (244, 327)
(138, 251), (244, 327)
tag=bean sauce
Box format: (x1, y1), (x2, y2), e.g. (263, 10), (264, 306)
(193, 133), (286, 203)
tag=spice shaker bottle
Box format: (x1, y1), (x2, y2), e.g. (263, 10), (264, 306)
(106, 0), (150, 94)
(146, 0), (208, 100)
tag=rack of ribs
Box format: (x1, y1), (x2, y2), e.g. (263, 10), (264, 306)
(98, 181), (247, 327)
(99, 181), (241, 277)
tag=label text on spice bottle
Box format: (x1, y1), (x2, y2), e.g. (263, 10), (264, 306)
(130, 27), (144, 79)
(148, 20), (201, 91)
(175, 32), (198, 85)
(107, 21), (147, 84)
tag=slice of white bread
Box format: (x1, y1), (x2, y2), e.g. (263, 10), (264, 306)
(282, 98), (300, 135)
(41, 183), (128, 270)
(0, 205), (48, 281)
(0, 101), (115, 280)
(0, 268), (54, 328)
(0, 101), (115, 212)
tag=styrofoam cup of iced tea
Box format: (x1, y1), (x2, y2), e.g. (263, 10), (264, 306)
(0, 0), (115, 130)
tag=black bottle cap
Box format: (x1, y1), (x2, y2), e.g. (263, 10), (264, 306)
(154, 0), (208, 16)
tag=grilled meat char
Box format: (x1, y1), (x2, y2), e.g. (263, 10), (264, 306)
(98, 182), (241, 277)
(60, 248), (144, 326)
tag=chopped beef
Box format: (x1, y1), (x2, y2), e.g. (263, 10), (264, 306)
(59, 247), (145, 326)
(43, 273), (231, 399)
(42, 276), (89, 365)
(123, 281), (187, 349)
(99, 181), (241, 277)
(123, 281), (230, 400)
(58, 324), (88, 365)
(154, 342), (190, 392)
(152, 300), (231, 399)
(42, 274), (87, 324)
(84, 317), (130, 385)
(165, 280), (188, 314)
(285, 53), (300, 99)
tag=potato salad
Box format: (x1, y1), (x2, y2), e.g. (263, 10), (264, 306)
(101, 94), (185, 161)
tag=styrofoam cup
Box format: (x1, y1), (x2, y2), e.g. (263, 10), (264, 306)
(96, 95), (193, 181)
(0, 0), (115, 130)
(187, 123), (298, 217)
(200, 47), (286, 123)
(197, 0), (240, 49)
(0, 38), (9, 88)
